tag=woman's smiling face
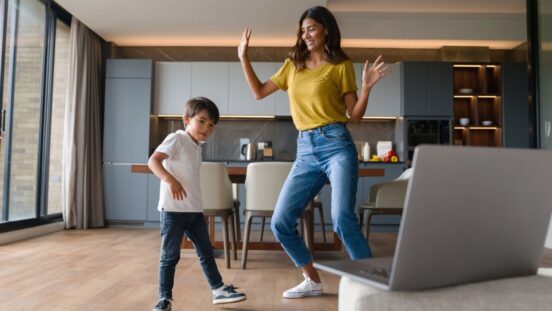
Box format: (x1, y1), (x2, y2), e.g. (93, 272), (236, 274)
(301, 17), (326, 53)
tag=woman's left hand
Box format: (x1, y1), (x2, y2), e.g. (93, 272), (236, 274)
(362, 55), (389, 89)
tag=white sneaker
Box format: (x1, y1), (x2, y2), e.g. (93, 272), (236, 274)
(282, 273), (323, 298)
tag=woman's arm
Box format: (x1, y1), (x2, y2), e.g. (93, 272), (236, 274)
(238, 27), (279, 99)
(345, 56), (389, 122)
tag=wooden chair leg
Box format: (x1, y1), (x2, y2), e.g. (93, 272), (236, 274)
(241, 212), (253, 269)
(358, 208), (365, 228)
(229, 213), (237, 260)
(365, 210), (374, 242)
(317, 204), (327, 243)
(233, 200), (241, 241)
(222, 216), (230, 269)
(260, 217), (266, 242)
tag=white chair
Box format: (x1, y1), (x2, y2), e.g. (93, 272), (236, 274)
(359, 168), (412, 242)
(200, 162), (237, 269)
(241, 162), (293, 269)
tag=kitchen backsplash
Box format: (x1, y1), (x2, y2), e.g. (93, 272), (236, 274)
(154, 118), (396, 161)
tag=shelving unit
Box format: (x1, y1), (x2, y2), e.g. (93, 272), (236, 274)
(453, 64), (503, 147)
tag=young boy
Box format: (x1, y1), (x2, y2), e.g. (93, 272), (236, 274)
(149, 97), (246, 311)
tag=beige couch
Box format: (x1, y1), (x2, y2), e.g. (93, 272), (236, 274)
(339, 268), (552, 311)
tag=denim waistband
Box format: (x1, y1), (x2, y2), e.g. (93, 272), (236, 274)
(299, 122), (346, 134)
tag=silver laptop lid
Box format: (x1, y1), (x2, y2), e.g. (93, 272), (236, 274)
(390, 145), (552, 290)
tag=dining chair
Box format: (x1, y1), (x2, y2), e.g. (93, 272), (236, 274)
(359, 168), (412, 242)
(241, 162), (293, 269)
(200, 162), (237, 269)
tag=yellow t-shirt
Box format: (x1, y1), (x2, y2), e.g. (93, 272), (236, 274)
(271, 58), (358, 130)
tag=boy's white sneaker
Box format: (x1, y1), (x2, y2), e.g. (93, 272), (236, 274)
(282, 273), (323, 298)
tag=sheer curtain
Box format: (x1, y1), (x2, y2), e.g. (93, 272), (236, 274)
(62, 18), (104, 229)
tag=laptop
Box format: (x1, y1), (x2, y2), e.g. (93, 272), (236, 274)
(314, 145), (552, 291)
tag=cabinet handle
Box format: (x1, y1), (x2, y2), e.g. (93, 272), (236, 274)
(545, 121), (551, 138)
(1, 109), (5, 132)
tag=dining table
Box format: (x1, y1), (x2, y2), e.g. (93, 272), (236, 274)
(131, 163), (385, 253)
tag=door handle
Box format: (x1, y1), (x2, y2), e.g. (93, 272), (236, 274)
(1, 109), (5, 132)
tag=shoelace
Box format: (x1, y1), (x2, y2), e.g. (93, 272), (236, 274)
(224, 284), (239, 293)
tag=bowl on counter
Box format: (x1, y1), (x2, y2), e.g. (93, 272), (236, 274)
(481, 120), (493, 126)
(458, 88), (473, 94)
(459, 118), (470, 126)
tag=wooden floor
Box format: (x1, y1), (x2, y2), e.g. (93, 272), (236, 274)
(1, 228), (551, 311)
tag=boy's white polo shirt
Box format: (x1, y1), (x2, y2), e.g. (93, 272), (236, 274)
(155, 130), (204, 213)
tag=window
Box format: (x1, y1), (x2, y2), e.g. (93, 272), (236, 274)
(0, 0), (71, 229)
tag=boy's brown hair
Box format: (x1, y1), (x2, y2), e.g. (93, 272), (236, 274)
(184, 97), (220, 124)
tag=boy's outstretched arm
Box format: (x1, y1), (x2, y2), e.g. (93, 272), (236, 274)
(148, 151), (187, 200)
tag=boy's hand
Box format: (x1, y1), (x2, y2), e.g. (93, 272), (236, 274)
(167, 176), (187, 200)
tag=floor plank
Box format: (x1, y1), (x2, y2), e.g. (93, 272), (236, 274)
(0, 228), (550, 311)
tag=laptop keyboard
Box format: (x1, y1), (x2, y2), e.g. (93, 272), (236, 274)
(359, 265), (391, 280)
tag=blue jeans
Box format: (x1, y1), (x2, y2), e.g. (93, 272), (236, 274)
(271, 123), (372, 267)
(158, 212), (223, 300)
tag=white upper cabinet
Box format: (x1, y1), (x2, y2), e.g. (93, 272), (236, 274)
(274, 62), (291, 116)
(355, 63), (401, 117)
(191, 62), (230, 115)
(154, 62), (192, 115)
(229, 62), (276, 116)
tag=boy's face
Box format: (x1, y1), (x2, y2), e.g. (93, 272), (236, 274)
(183, 109), (216, 143)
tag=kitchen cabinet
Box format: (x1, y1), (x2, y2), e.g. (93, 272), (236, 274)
(229, 62), (276, 116)
(147, 174), (161, 222)
(191, 62), (230, 115)
(104, 164), (148, 221)
(354, 63), (401, 117)
(274, 62), (291, 116)
(154, 62), (192, 115)
(104, 59), (152, 163)
(502, 63), (529, 148)
(104, 59), (153, 222)
(402, 62), (453, 117)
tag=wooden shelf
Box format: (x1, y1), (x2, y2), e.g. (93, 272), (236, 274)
(453, 63), (503, 147)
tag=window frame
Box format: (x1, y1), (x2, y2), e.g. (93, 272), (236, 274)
(0, 0), (71, 232)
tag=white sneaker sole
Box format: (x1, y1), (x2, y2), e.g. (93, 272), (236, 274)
(283, 289), (323, 299)
(213, 295), (247, 304)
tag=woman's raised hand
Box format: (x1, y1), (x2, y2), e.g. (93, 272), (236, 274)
(238, 27), (252, 61)
(362, 55), (390, 89)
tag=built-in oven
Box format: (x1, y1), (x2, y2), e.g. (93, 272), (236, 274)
(406, 119), (451, 162)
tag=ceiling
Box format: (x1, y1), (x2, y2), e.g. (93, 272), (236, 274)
(55, 0), (527, 49)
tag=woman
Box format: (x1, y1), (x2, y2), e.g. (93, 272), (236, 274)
(238, 6), (388, 298)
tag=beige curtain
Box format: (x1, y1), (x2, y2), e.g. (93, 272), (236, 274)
(62, 18), (104, 229)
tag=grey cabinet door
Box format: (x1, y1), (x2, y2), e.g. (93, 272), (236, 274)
(147, 174), (161, 221)
(103, 78), (151, 163)
(402, 62), (429, 116)
(104, 164), (148, 221)
(229, 62), (276, 115)
(502, 62), (529, 148)
(355, 63), (401, 117)
(154, 62), (192, 115)
(106, 59), (152, 79)
(191, 62), (229, 115)
(402, 62), (453, 117)
(428, 62), (453, 117)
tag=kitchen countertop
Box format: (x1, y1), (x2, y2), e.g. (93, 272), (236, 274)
(131, 162), (403, 183)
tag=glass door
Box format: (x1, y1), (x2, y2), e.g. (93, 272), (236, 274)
(1, 0), (46, 222)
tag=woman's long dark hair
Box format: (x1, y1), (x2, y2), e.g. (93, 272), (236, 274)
(289, 6), (350, 71)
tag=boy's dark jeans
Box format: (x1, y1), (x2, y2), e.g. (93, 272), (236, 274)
(158, 211), (223, 300)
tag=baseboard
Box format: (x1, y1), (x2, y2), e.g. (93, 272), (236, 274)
(0, 222), (65, 245)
